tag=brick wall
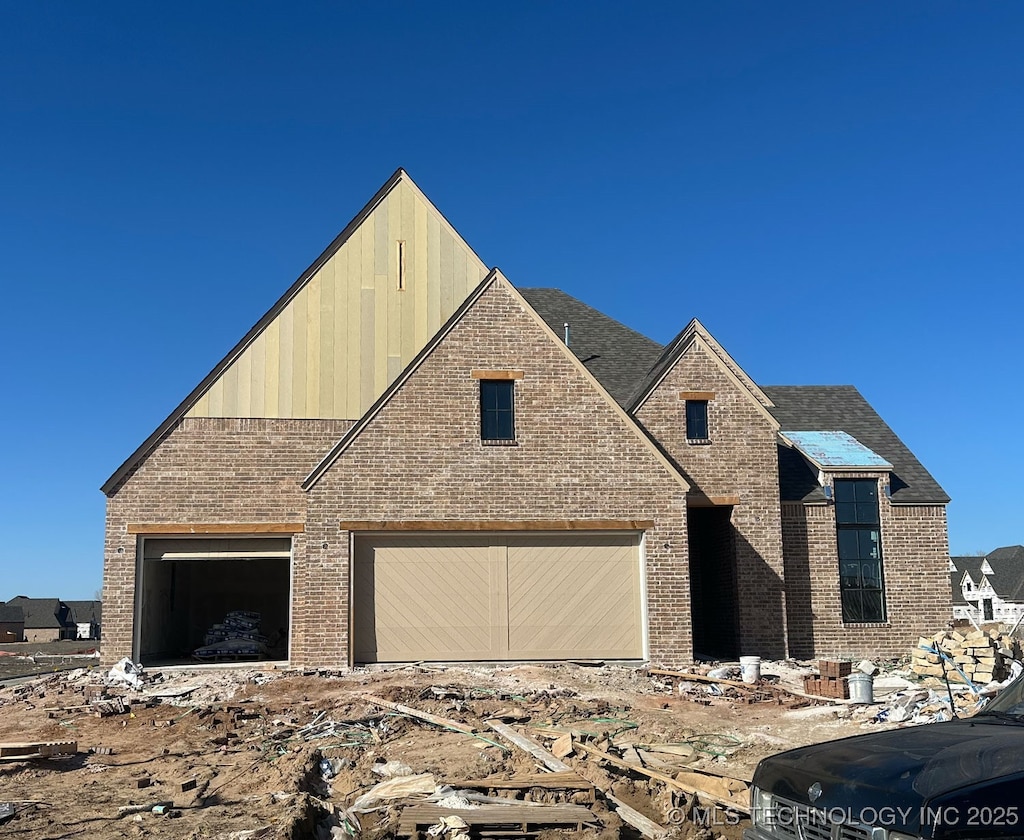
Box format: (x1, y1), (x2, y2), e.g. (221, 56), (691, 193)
(781, 472), (951, 659)
(102, 417), (352, 665)
(306, 280), (693, 667)
(0, 623), (24, 642)
(633, 343), (787, 658)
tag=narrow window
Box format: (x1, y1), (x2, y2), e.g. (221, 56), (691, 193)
(685, 400), (709, 441)
(983, 599), (994, 621)
(480, 379), (515, 443)
(835, 478), (886, 623)
(396, 241), (406, 291)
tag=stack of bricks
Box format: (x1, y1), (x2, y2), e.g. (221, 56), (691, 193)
(911, 629), (1022, 685)
(803, 660), (852, 699)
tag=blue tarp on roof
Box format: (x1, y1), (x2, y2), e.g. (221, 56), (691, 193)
(781, 430), (892, 470)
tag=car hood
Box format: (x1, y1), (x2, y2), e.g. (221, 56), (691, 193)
(754, 718), (1024, 825)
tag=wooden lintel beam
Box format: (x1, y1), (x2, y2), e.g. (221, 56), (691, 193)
(471, 369), (525, 380)
(127, 523), (304, 535)
(686, 495), (740, 508)
(679, 391), (715, 401)
(338, 520), (654, 532)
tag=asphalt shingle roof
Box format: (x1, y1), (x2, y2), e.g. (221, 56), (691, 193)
(5, 597), (66, 629)
(518, 290), (948, 508)
(763, 386), (949, 505)
(0, 604), (23, 623)
(518, 288), (664, 407)
(65, 600), (102, 625)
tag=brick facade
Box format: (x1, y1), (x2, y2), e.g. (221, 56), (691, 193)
(102, 418), (352, 665)
(633, 342), (787, 658)
(305, 280), (693, 667)
(781, 471), (951, 659)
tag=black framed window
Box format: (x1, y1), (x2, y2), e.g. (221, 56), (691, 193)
(480, 379), (515, 442)
(983, 599), (994, 621)
(835, 478), (886, 623)
(685, 400), (709, 441)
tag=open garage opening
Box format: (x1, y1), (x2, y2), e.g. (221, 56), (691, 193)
(137, 537), (291, 666)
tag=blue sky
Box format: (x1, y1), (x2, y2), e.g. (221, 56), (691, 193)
(2, 2), (1021, 598)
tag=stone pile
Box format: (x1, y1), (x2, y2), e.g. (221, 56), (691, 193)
(911, 628), (1022, 685)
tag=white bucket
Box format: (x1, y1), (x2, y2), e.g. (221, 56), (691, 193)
(848, 671), (874, 703)
(739, 655), (761, 684)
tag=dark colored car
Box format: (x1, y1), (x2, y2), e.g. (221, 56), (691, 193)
(745, 675), (1024, 840)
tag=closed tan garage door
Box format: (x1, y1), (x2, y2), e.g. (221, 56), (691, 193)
(353, 532), (643, 663)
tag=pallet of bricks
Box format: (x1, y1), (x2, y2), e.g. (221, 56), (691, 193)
(804, 660), (851, 699)
(911, 629), (1022, 685)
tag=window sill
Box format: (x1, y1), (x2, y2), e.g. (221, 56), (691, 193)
(842, 622), (891, 628)
(686, 438), (712, 446)
(481, 439), (518, 447)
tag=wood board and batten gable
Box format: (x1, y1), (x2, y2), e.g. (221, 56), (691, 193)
(187, 170), (488, 422)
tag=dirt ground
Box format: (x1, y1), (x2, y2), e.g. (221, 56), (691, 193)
(0, 660), (896, 840)
(0, 641), (100, 682)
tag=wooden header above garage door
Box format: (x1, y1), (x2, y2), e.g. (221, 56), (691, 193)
(338, 519), (654, 531)
(128, 523), (304, 535)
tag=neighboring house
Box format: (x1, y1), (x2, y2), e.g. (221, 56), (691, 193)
(6, 597), (73, 643)
(101, 169), (951, 669)
(0, 604), (24, 642)
(951, 546), (1024, 625)
(65, 601), (102, 641)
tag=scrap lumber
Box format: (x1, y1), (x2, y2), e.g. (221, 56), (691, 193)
(651, 668), (805, 701)
(451, 771), (595, 802)
(572, 741), (749, 814)
(606, 792), (670, 840)
(0, 741), (77, 761)
(486, 720), (572, 772)
(397, 802), (596, 836)
(363, 695), (510, 753)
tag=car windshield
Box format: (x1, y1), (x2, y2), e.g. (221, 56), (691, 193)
(978, 670), (1024, 719)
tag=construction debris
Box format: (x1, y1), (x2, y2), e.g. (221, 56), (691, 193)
(0, 740), (77, 761)
(911, 628), (1022, 685)
(803, 660), (852, 699)
(2, 655), (983, 839)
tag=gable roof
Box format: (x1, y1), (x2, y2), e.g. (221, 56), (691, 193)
(764, 385), (949, 505)
(518, 288), (663, 407)
(102, 168), (486, 495)
(65, 600), (102, 625)
(630, 318), (776, 416)
(304, 272), (690, 493)
(6, 597), (66, 629)
(0, 604), (23, 624)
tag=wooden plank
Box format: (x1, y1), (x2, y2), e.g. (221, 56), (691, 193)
(0, 740), (76, 760)
(607, 793), (669, 840)
(363, 696), (509, 753)
(128, 523), (304, 535)
(338, 520), (654, 532)
(486, 721), (572, 772)
(305, 270), (322, 415)
(649, 668), (806, 701)
(451, 771), (592, 791)
(318, 260), (335, 418)
(648, 668), (759, 690)
(398, 802), (594, 832)
(678, 391), (716, 401)
(471, 369), (525, 380)
(263, 318), (281, 418)
(686, 494), (742, 507)
(572, 742), (749, 814)
(278, 300), (294, 416)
